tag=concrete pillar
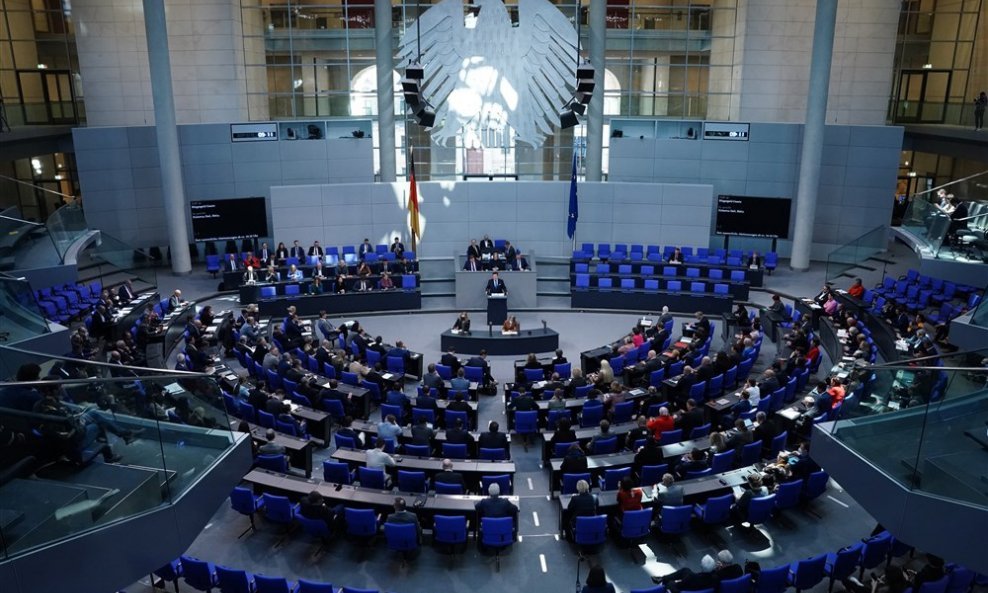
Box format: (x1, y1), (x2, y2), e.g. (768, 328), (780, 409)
(790, 0), (838, 272)
(585, 0), (606, 181)
(142, 0), (191, 275)
(375, 0), (397, 182)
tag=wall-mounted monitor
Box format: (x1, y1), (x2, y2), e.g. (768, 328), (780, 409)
(715, 195), (792, 239)
(190, 197), (268, 242)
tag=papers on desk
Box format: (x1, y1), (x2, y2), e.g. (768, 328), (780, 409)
(164, 382), (184, 395)
(778, 407), (801, 421)
(802, 299), (822, 310)
(639, 318), (653, 328)
(715, 398), (730, 405)
(895, 339), (910, 352)
(836, 329), (848, 339)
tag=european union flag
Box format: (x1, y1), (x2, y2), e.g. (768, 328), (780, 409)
(567, 152), (578, 239)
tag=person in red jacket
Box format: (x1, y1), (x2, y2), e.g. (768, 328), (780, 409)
(646, 407), (675, 439)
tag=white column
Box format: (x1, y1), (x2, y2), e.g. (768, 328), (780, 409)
(142, 0), (192, 274)
(375, 0), (397, 182)
(790, 0), (838, 271)
(585, 0), (606, 181)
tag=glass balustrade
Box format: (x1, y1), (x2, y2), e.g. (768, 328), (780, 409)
(824, 225), (890, 285)
(0, 273), (51, 343)
(822, 348), (988, 509)
(0, 347), (238, 560)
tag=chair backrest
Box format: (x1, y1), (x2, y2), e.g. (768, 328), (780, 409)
(403, 444), (430, 457)
(639, 464), (668, 486)
(479, 447), (507, 461)
(464, 366), (484, 382)
(574, 515), (608, 545)
(620, 508), (653, 540)
(747, 494), (776, 524)
(334, 433), (358, 450)
(860, 531), (892, 569)
(433, 514), (468, 545)
(697, 493), (734, 524)
(441, 442), (468, 459)
(524, 367), (545, 382)
(481, 474), (512, 495)
(580, 404), (603, 427)
(591, 436), (619, 455)
(790, 554), (828, 590)
(323, 460), (353, 484)
(255, 575), (295, 593)
(480, 517), (514, 548)
(256, 454), (288, 473)
(720, 575), (753, 593)
(710, 450), (735, 473)
(345, 507), (378, 537)
(444, 409), (469, 428)
(755, 565), (790, 593)
(515, 410), (539, 433)
(397, 470), (427, 493)
(261, 493), (294, 523)
(658, 428), (683, 445)
(739, 440), (762, 466)
(179, 556), (216, 591)
(600, 466), (631, 490)
(562, 472), (591, 495)
(828, 543), (864, 582)
(358, 466), (386, 489)
(659, 505), (693, 534)
(229, 486), (259, 515)
(384, 521), (419, 551)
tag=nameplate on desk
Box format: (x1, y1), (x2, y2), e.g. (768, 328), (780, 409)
(501, 331), (518, 336)
(488, 294), (507, 299)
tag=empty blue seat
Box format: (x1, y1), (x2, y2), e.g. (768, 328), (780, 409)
(667, 280), (682, 292)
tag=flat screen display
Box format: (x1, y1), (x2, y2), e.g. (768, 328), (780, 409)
(190, 197), (268, 242)
(715, 195), (792, 239)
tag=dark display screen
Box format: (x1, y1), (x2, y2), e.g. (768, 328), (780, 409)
(715, 195), (792, 239)
(190, 197), (268, 242)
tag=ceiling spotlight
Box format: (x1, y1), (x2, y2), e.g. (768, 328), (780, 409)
(559, 106), (578, 129)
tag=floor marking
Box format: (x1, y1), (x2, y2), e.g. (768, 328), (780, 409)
(532, 511), (540, 527)
(539, 554), (548, 573)
(827, 495), (850, 508)
(527, 477), (534, 490)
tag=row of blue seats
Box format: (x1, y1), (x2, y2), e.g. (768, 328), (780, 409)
(576, 263), (752, 282)
(573, 243), (778, 267)
(155, 554), (383, 593)
(255, 275), (419, 298)
(207, 250), (419, 273)
(574, 275), (734, 295)
(35, 281), (103, 324)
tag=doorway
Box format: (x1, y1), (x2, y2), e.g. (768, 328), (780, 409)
(16, 69), (78, 125)
(894, 69), (951, 124)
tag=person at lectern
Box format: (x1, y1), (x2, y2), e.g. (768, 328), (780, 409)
(453, 312), (471, 334)
(486, 272), (507, 295)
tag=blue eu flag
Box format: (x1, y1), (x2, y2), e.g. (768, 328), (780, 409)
(567, 153), (578, 239)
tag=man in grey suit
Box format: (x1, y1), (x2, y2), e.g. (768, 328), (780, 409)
(258, 429), (286, 456)
(387, 497), (422, 542)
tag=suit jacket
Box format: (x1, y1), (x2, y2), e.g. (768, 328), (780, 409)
(290, 246), (305, 259)
(467, 244), (482, 259)
(358, 243), (374, 257)
(390, 242), (404, 256)
(225, 258), (239, 271)
(308, 245), (323, 256)
(477, 431), (509, 451)
(463, 259), (481, 271)
(475, 496), (517, 520)
(117, 284), (135, 302)
(444, 427), (474, 445)
(486, 278), (507, 294)
(440, 353), (460, 372)
(422, 373), (443, 392)
(434, 470), (465, 488)
(258, 442), (286, 456)
(566, 492), (598, 520)
(416, 394), (438, 410)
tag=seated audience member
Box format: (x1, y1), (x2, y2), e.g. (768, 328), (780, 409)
(299, 490), (336, 530)
(675, 447), (709, 478)
(464, 255), (482, 271)
(668, 247), (684, 264)
(515, 250), (531, 271)
(847, 277), (865, 299)
(308, 241), (324, 257)
(452, 311), (471, 333)
(478, 421), (509, 453)
(647, 407), (675, 439)
(287, 264), (303, 282)
(378, 271), (394, 290)
(564, 479), (598, 541)
(434, 458), (466, 490)
(653, 473), (684, 506)
(732, 473), (769, 527)
(387, 496), (421, 542)
(657, 554), (719, 591)
(502, 315), (520, 334)
(475, 483), (519, 539)
(275, 242), (289, 263)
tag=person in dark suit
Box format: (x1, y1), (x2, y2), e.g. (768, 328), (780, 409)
(568, 368), (589, 395)
(452, 312), (471, 333)
(440, 348), (460, 374)
(444, 418), (474, 447)
(515, 251), (530, 271)
(298, 490), (336, 530)
(564, 479), (598, 541)
(434, 458), (466, 491)
(258, 242), (271, 264)
(225, 253), (239, 272)
(752, 411), (782, 455)
(275, 242), (289, 263)
(465, 350), (493, 384)
(746, 251), (763, 268)
(485, 272), (507, 295)
(674, 399), (705, 437)
(479, 235), (494, 255)
(117, 279), (136, 303)
(560, 443), (589, 475)
(445, 392), (471, 413)
(416, 388), (438, 412)
(422, 364), (443, 393)
(463, 255), (482, 271)
(387, 497), (422, 541)
(504, 241), (517, 269)
(475, 482), (518, 525)
(466, 239), (482, 261)
(358, 238), (374, 259)
(549, 417), (578, 450)
(477, 421), (509, 453)
(389, 237), (404, 259)
(289, 240), (305, 260)
(409, 417), (434, 448)
(307, 241), (324, 257)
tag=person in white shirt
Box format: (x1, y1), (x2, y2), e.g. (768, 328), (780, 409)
(366, 439), (396, 472)
(743, 378), (761, 407)
(243, 265), (257, 284)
